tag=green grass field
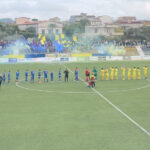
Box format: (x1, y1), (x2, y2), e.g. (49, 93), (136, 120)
(0, 61), (150, 150)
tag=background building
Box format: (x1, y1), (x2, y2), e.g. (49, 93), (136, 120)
(97, 15), (114, 24)
(15, 17), (30, 25)
(38, 17), (63, 35)
(70, 13), (95, 23)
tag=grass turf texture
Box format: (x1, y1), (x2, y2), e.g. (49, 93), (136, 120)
(0, 61), (150, 150)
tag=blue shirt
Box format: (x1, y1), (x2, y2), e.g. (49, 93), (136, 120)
(31, 71), (35, 78)
(3, 72), (6, 79)
(75, 70), (79, 75)
(44, 71), (48, 78)
(38, 72), (41, 78)
(58, 70), (61, 77)
(8, 72), (11, 80)
(16, 72), (20, 78)
(51, 72), (54, 77)
(25, 71), (28, 77)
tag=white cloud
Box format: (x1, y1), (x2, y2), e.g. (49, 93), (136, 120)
(0, 0), (149, 20)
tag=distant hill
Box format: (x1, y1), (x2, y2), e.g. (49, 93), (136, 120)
(0, 18), (14, 23)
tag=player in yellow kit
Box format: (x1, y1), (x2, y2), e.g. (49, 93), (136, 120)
(115, 67), (118, 80)
(137, 67), (141, 80)
(100, 68), (105, 81)
(121, 67), (126, 80)
(132, 67), (137, 80)
(110, 67), (114, 80)
(105, 69), (109, 81)
(143, 66), (148, 79)
(127, 67), (131, 80)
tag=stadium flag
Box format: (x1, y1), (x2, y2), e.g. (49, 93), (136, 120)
(73, 36), (77, 42)
(62, 40), (66, 44)
(38, 34), (42, 39)
(40, 40), (45, 45)
(55, 35), (59, 41)
(42, 36), (46, 42)
(61, 34), (65, 39)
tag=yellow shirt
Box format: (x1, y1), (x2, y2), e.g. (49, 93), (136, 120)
(133, 68), (136, 75)
(143, 67), (148, 74)
(128, 68), (131, 75)
(121, 68), (126, 75)
(100, 70), (105, 76)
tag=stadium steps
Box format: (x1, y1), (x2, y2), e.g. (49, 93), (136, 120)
(136, 46), (145, 56)
(141, 47), (150, 55)
(124, 47), (139, 56)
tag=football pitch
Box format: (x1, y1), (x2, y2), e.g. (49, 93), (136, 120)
(0, 61), (150, 150)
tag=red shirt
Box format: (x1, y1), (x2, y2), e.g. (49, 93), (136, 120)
(85, 69), (90, 75)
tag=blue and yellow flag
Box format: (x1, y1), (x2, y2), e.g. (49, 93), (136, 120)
(42, 36), (46, 42)
(55, 35), (59, 41)
(73, 36), (77, 42)
(61, 34), (64, 39)
(38, 34), (42, 39)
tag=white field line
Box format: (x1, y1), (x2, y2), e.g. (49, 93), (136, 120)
(107, 80), (150, 93)
(63, 64), (150, 137)
(16, 79), (94, 94)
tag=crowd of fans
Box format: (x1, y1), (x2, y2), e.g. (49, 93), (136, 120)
(0, 39), (150, 55)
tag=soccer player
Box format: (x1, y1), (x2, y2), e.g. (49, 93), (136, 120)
(91, 74), (96, 88)
(92, 67), (98, 80)
(25, 70), (28, 82)
(143, 66), (148, 79)
(44, 70), (48, 82)
(137, 67), (141, 80)
(110, 67), (114, 80)
(121, 67), (126, 80)
(50, 71), (54, 82)
(58, 68), (62, 81)
(105, 69), (109, 81)
(85, 68), (90, 81)
(100, 68), (105, 81)
(3, 71), (6, 85)
(8, 71), (11, 84)
(31, 70), (35, 83)
(64, 68), (69, 82)
(132, 67), (137, 80)
(0, 74), (3, 87)
(127, 67), (131, 80)
(115, 67), (118, 80)
(74, 67), (79, 81)
(38, 69), (41, 84)
(16, 70), (20, 82)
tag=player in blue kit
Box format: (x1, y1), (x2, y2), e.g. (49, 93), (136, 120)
(50, 71), (54, 82)
(25, 70), (28, 82)
(38, 69), (41, 84)
(44, 70), (48, 82)
(31, 70), (35, 83)
(58, 68), (62, 81)
(3, 71), (6, 85)
(74, 67), (79, 81)
(16, 70), (20, 82)
(8, 71), (11, 84)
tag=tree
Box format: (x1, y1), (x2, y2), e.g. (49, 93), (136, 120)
(63, 19), (91, 37)
(19, 27), (36, 39)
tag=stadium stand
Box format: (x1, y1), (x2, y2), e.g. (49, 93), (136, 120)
(124, 47), (139, 56)
(141, 47), (150, 55)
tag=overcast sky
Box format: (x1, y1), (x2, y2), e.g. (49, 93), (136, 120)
(0, 0), (150, 20)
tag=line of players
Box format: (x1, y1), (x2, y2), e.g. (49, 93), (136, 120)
(0, 66), (148, 86)
(85, 66), (148, 81)
(0, 68), (78, 85)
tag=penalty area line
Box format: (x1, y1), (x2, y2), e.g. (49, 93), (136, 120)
(63, 64), (150, 137)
